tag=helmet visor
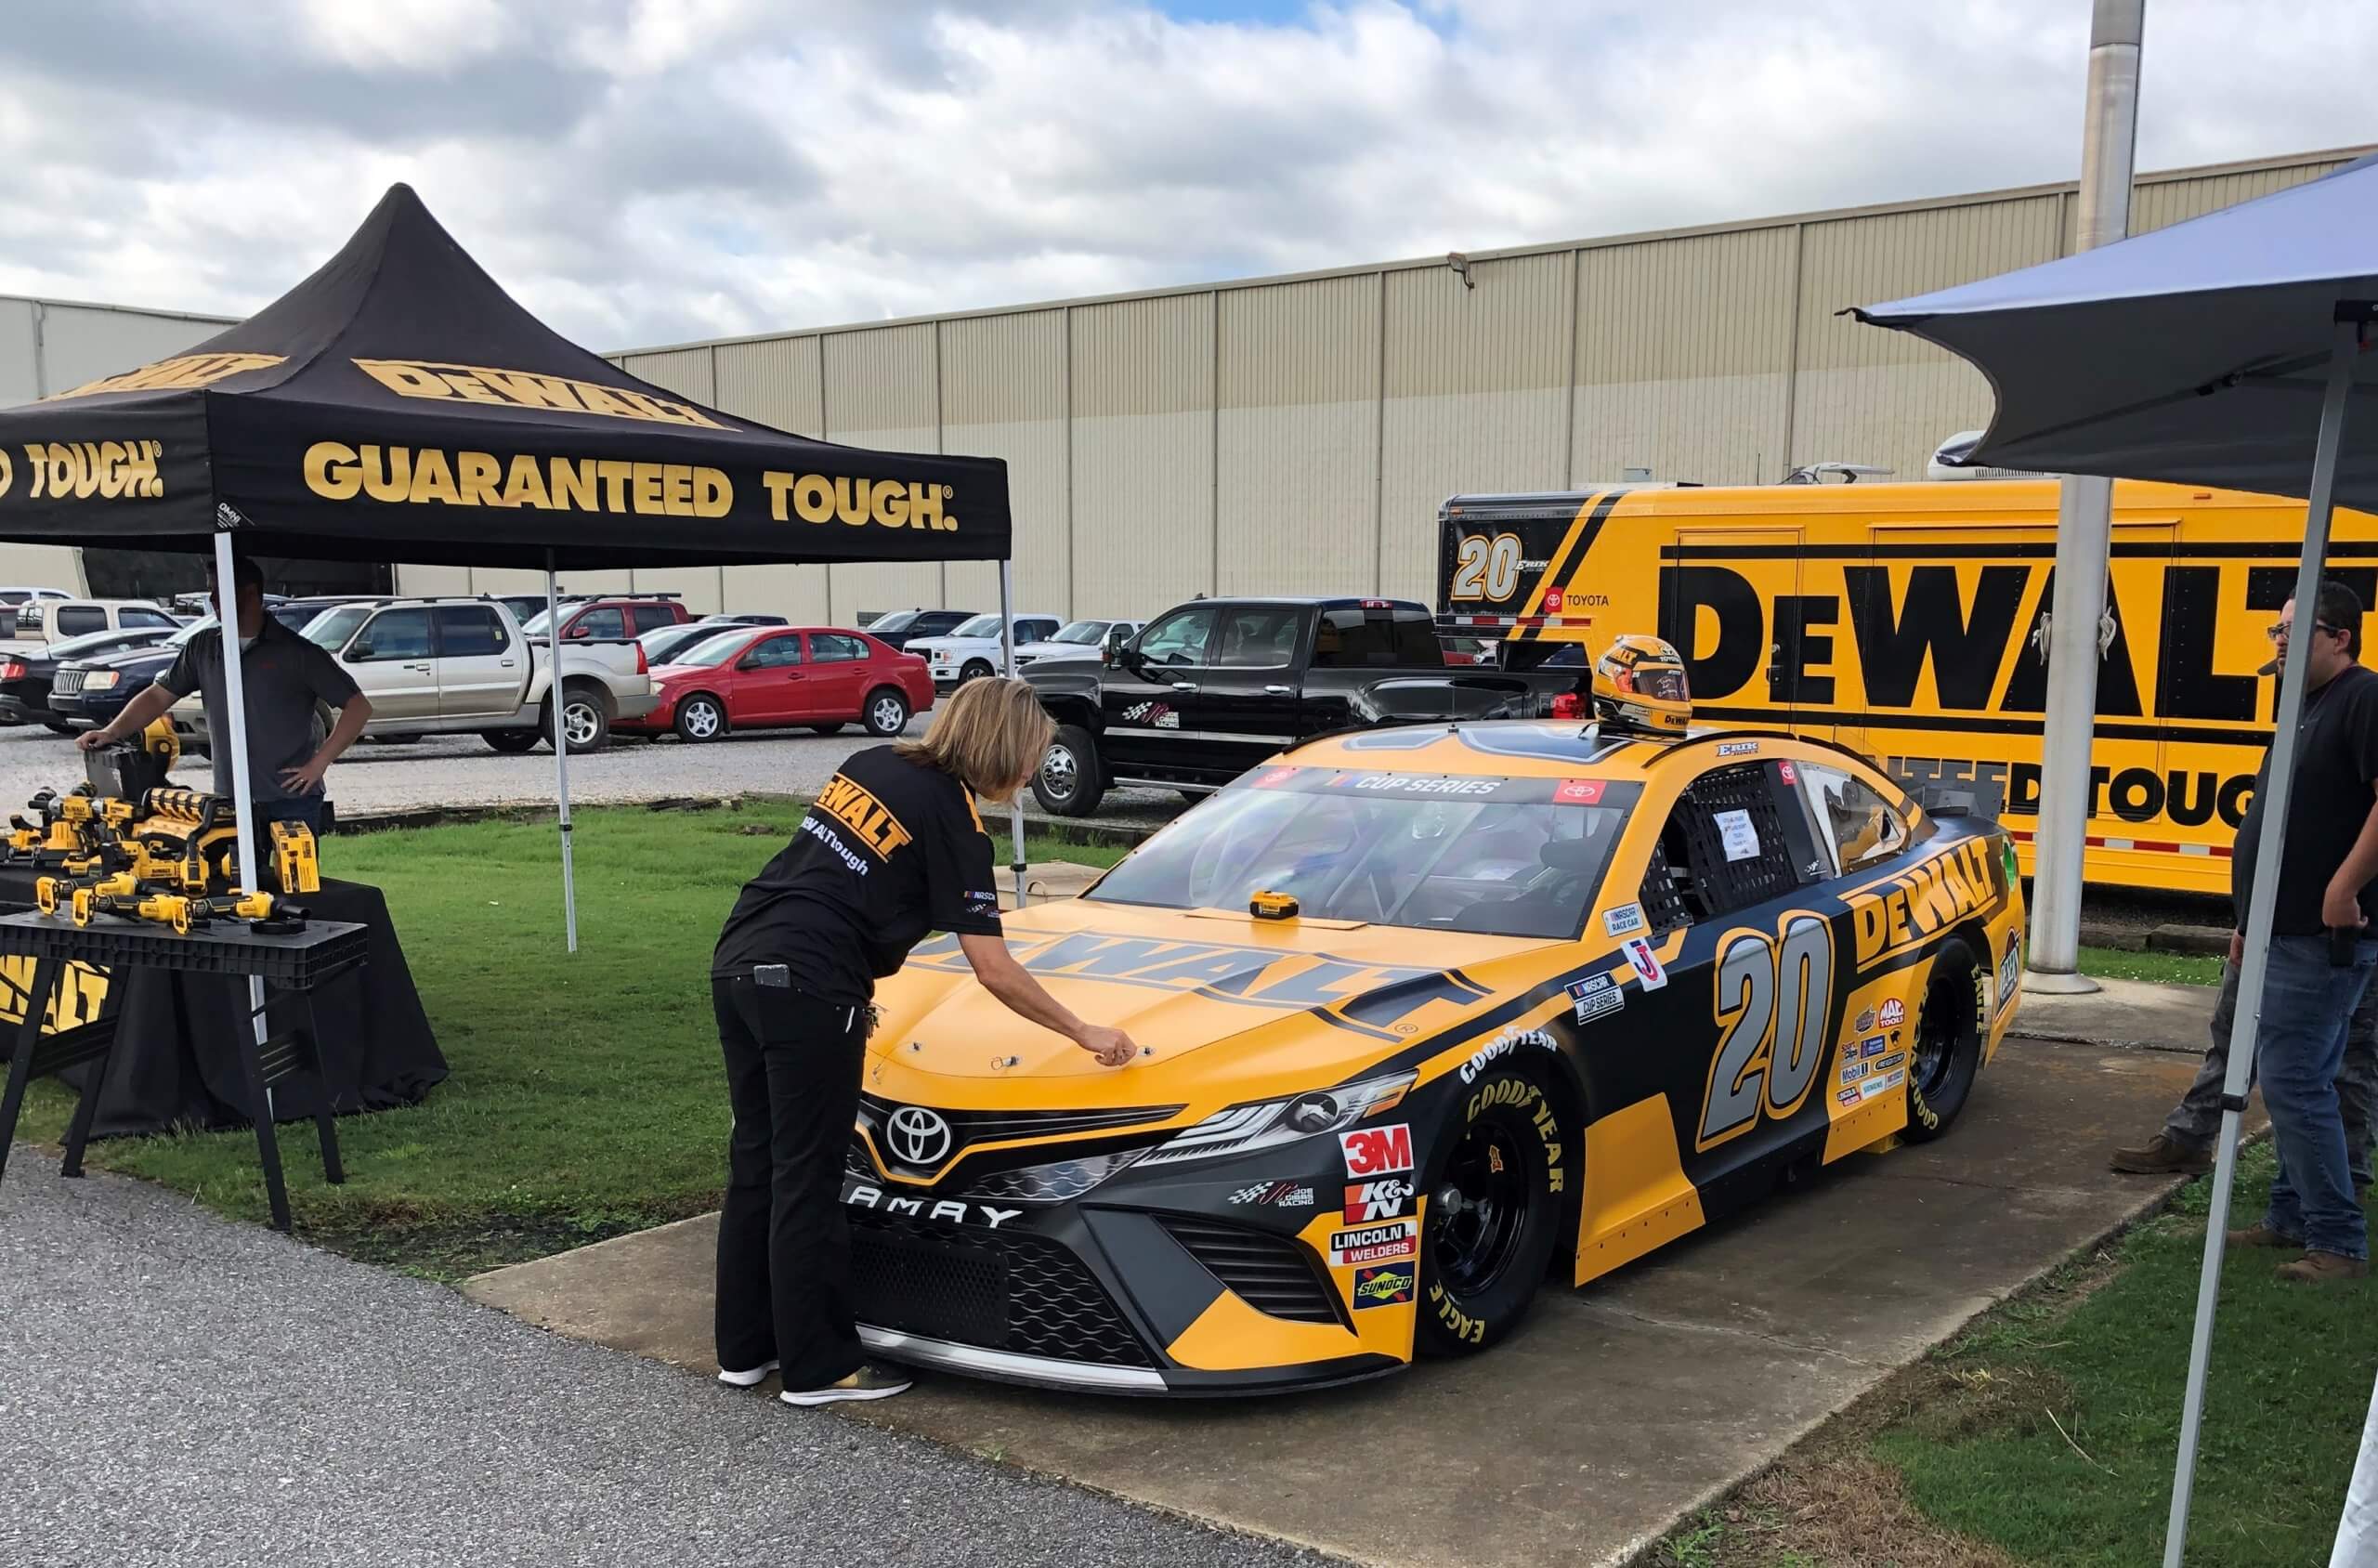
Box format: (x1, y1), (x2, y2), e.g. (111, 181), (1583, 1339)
(1630, 665), (1690, 703)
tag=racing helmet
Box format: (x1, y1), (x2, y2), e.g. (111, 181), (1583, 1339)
(1589, 634), (1692, 737)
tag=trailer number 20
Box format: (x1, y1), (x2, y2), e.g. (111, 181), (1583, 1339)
(1696, 910), (1836, 1150)
(1449, 533), (1524, 602)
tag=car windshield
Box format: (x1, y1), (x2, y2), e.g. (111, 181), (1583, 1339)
(301, 605), (370, 648)
(869, 609), (921, 634)
(948, 614), (1004, 638)
(1049, 621), (1107, 645)
(1088, 771), (1630, 939)
(673, 631), (754, 668)
(517, 608), (555, 635)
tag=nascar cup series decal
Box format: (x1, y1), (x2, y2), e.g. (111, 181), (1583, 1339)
(1569, 973), (1624, 1023)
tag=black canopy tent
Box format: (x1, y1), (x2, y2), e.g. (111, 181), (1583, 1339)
(0, 184), (1025, 961)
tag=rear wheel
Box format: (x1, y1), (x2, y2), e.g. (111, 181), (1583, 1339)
(1032, 724), (1104, 817)
(1416, 1065), (1567, 1357)
(550, 686), (611, 751)
(1903, 937), (1985, 1142)
(862, 686), (910, 738)
(482, 729), (541, 753)
(673, 694), (726, 743)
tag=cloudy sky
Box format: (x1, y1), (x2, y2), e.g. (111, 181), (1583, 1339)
(0, 0), (2368, 351)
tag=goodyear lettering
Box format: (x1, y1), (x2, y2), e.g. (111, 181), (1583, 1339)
(352, 359), (730, 429)
(1428, 1280), (1487, 1345)
(45, 352), (283, 401)
(812, 775), (914, 857)
(303, 443), (731, 517)
(1845, 840), (2000, 968)
(19, 440), (164, 501)
(764, 472), (956, 531)
(1463, 1078), (1563, 1196)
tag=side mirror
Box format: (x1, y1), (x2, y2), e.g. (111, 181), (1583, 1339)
(1104, 627), (1134, 667)
(348, 642), (374, 661)
(567, 624), (592, 639)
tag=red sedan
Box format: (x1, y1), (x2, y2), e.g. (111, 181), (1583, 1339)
(622, 626), (933, 742)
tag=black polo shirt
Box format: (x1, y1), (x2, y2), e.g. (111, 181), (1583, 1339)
(2233, 662), (2378, 935)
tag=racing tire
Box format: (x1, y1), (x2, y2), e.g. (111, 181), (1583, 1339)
(1032, 725), (1104, 817)
(861, 686), (910, 738)
(1902, 936), (1986, 1143)
(482, 729), (541, 753)
(550, 686), (612, 752)
(673, 694), (727, 744)
(960, 659), (994, 684)
(1416, 1064), (1569, 1358)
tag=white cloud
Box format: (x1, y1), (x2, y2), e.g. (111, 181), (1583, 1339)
(0, 0), (2367, 349)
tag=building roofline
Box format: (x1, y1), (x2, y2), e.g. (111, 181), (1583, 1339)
(611, 143), (2377, 359)
(0, 294), (238, 327)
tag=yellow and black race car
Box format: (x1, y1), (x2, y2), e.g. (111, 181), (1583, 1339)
(843, 720), (2026, 1394)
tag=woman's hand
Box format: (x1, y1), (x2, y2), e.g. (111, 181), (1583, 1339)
(1075, 1025), (1139, 1067)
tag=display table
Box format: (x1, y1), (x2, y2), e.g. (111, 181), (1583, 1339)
(0, 870), (447, 1140)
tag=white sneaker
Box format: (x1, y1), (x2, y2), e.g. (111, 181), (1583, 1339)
(780, 1365), (912, 1406)
(717, 1358), (778, 1389)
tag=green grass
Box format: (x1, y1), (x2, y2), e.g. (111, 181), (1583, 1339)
(1872, 1142), (2378, 1567)
(12, 802), (1118, 1279)
(2077, 945), (2223, 987)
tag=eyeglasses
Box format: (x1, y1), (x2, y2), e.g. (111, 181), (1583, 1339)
(2267, 621), (2345, 642)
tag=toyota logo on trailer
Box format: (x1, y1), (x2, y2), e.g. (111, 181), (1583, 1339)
(885, 1105), (953, 1167)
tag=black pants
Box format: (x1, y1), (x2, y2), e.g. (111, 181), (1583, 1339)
(712, 975), (867, 1390)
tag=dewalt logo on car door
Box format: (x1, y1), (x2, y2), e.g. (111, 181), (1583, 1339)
(1439, 478), (2378, 895)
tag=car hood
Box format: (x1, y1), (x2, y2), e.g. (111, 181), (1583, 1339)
(66, 647), (173, 673)
(865, 896), (1561, 1099)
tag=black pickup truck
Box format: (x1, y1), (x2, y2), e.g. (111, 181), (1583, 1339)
(1023, 595), (1584, 816)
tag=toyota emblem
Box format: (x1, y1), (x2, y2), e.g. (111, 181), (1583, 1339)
(885, 1105), (953, 1167)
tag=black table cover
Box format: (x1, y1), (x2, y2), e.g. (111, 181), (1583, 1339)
(0, 869), (446, 1137)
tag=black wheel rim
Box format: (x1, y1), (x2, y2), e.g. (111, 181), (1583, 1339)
(1431, 1117), (1531, 1294)
(1913, 973), (1959, 1096)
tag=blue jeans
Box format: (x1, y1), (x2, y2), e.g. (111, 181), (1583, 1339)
(252, 796), (322, 836)
(2259, 934), (2377, 1261)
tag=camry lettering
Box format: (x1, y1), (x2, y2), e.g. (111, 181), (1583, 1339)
(843, 1184), (1021, 1230)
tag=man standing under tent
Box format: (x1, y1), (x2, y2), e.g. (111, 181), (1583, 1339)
(77, 555), (372, 835)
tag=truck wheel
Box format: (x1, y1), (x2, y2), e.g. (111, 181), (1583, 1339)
(960, 659), (994, 684)
(1032, 725), (1104, 817)
(673, 694), (726, 743)
(550, 686), (611, 752)
(1417, 1065), (1567, 1358)
(862, 686), (910, 738)
(482, 730), (541, 754)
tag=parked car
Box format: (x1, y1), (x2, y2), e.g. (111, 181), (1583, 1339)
(1024, 596), (1587, 816)
(50, 620), (211, 744)
(636, 621), (734, 668)
(621, 626), (931, 743)
(910, 612), (1064, 688)
(0, 625), (179, 730)
(1012, 618), (1143, 671)
(297, 597), (656, 752)
(520, 595), (690, 643)
(863, 608), (978, 651)
(709, 612), (789, 626)
(2, 597), (183, 655)
(267, 595), (367, 634)
(0, 587), (72, 608)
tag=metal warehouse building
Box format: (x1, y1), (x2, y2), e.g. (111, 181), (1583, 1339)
(5, 146), (2365, 621)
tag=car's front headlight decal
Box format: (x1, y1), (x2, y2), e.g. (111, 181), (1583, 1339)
(1140, 1070), (1418, 1168)
(961, 1145), (1152, 1204)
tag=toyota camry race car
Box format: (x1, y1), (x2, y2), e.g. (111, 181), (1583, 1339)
(843, 720), (2026, 1394)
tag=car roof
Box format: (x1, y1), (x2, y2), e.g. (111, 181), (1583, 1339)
(1280, 720), (1887, 782)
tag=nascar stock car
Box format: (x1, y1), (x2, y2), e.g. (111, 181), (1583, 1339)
(843, 712), (2027, 1395)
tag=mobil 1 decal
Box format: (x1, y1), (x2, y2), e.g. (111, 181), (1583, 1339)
(1651, 545), (2374, 834)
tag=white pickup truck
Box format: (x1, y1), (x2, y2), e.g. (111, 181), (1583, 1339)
(285, 596), (657, 752)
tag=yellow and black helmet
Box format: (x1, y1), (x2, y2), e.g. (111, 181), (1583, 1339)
(1590, 634), (1692, 737)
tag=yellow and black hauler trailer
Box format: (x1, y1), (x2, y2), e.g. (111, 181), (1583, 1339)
(1436, 478), (2378, 895)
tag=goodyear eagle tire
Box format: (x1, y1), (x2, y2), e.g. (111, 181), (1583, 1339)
(1903, 937), (1985, 1143)
(1416, 1065), (1566, 1357)
(1033, 724), (1104, 817)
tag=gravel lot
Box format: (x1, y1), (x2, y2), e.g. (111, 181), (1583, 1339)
(0, 721), (1181, 828)
(0, 1162), (1329, 1568)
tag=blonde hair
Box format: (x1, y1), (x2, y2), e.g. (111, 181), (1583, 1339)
(896, 676), (1055, 803)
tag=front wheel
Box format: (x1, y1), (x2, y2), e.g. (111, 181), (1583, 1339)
(673, 694), (726, 744)
(862, 686), (910, 738)
(960, 659), (994, 684)
(549, 686), (611, 751)
(1902, 937), (1985, 1142)
(482, 729), (541, 753)
(1032, 724), (1104, 817)
(1416, 1065), (1568, 1357)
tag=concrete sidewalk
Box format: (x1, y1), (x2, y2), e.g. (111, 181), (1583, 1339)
(465, 1035), (2228, 1568)
(2013, 973), (2218, 1054)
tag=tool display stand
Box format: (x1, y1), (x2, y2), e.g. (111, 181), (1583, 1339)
(0, 911), (369, 1231)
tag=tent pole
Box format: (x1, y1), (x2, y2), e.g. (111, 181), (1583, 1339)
(2163, 311), (2364, 1566)
(212, 530), (271, 1122)
(546, 556), (578, 954)
(999, 560), (1026, 909)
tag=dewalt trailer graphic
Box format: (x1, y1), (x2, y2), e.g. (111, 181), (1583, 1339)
(1437, 478), (2378, 895)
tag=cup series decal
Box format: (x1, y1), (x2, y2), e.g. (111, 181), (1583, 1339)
(1339, 1123), (1414, 1178)
(1353, 1262), (1417, 1309)
(1569, 973), (1625, 1023)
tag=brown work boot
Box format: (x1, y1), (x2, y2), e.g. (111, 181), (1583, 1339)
(2110, 1135), (2213, 1176)
(2227, 1224), (2305, 1248)
(2277, 1251), (2370, 1283)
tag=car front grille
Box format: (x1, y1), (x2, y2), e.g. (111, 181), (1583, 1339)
(847, 1209), (1154, 1367)
(856, 1096), (1183, 1172)
(1156, 1214), (1348, 1326)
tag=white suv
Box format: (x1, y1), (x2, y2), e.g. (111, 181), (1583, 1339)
(910, 612), (1062, 688)
(1013, 619), (1141, 670)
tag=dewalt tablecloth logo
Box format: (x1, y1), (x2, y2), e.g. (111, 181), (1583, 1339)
(44, 353), (284, 401)
(353, 359), (731, 431)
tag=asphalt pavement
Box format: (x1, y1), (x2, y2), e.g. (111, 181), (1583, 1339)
(0, 1160), (1329, 1568)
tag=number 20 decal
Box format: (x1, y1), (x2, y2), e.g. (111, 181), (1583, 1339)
(1449, 532), (1523, 602)
(1696, 910), (1836, 1151)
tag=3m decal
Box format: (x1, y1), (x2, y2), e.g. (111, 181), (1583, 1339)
(1329, 1219), (1419, 1267)
(1697, 909), (1836, 1151)
(1459, 1026), (1557, 1084)
(1230, 1181), (1316, 1208)
(1879, 999), (1905, 1027)
(1845, 841), (2001, 969)
(1352, 1262), (1417, 1309)
(1556, 778), (1607, 805)
(1343, 1177), (1416, 1222)
(1714, 808), (1761, 862)
(1339, 1124), (1414, 1177)
(1716, 740), (1760, 757)
(1569, 973), (1624, 1024)
(1602, 902), (1647, 937)
(1623, 935), (1668, 991)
